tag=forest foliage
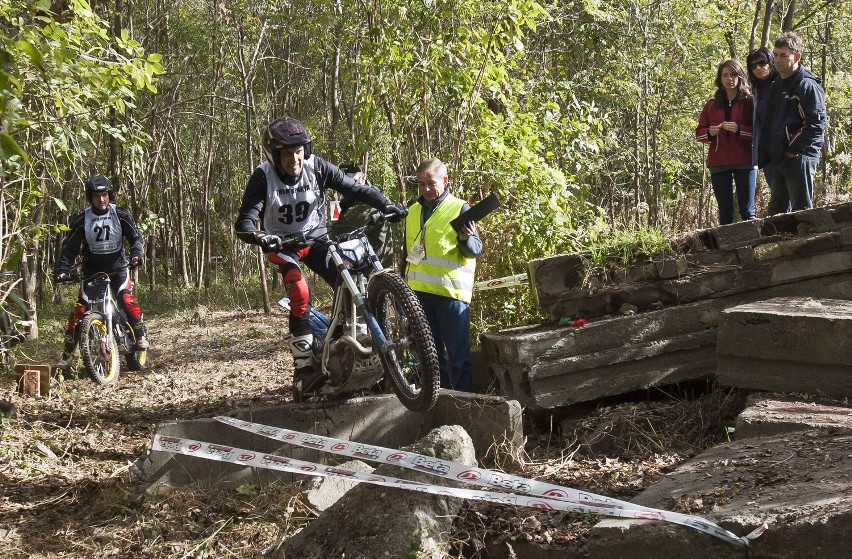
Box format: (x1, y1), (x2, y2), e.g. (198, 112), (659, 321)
(1, 0), (851, 335)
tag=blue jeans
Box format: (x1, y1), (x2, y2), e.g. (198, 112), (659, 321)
(415, 291), (473, 392)
(711, 168), (756, 225)
(767, 155), (818, 215)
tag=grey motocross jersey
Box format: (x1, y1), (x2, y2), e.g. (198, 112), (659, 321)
(84, 205), (123, 254)
(260, 159), (324, 236)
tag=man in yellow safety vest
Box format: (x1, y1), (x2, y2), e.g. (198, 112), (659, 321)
(403, 158), (482, 392)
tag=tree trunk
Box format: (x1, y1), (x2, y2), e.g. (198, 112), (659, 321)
(782, 0), (797, 31)
(761, 0), (774, 47)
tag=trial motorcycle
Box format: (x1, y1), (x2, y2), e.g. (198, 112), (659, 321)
(273, 213), (441, 412)
(60, 267), (149, 384)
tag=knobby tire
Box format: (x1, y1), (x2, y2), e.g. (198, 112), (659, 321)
(125, 324), (149, 371)
(80, 313), (119, 385)
(368, 272), (440, 412)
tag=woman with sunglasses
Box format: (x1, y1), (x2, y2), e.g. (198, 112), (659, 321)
(695, 59), (756, 225)
(747, 47), (779, 188)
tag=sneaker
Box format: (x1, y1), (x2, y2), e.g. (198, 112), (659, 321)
(135, 335), (149, 350)
(294, 367), (326, 392)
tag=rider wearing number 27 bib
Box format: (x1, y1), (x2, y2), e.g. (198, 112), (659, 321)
(235, 117), (406, 393)
(55, 175), (149, 369)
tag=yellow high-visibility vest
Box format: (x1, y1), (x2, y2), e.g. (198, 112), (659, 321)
(405, 195), (476, 303)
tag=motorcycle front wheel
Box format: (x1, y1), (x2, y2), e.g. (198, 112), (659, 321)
(367, 272), (440, 412)
(80, 313), (120, 385)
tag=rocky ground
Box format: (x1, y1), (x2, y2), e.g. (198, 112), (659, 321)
(0, 307), (744, 558)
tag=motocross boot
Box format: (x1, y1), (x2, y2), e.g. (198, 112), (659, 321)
(56, 331), (76, 371)
(133, 322), (150, 350)
(290, 333), (324, 392)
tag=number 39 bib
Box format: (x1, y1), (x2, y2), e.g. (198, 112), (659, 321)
(261, 159), (322, 237)
(84, 205), (122, 254)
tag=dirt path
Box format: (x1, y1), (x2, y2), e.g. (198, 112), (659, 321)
(0, 308), (721, 558)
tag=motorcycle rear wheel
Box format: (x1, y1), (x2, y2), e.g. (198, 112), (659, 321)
(80, 313), (120, 385)
(126, 349), (149, 371)
(125, 326), (150, 371)
(368, 272), (440, 412)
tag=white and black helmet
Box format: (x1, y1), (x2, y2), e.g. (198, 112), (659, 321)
(263, 118), (312, 173)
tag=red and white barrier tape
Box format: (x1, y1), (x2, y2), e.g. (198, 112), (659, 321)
(150, 417), (768, 547)
(473, 273), (528, 292)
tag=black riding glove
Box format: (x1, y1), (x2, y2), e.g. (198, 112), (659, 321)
(258, 234), (281, 253)
(385, 202), (408, 223)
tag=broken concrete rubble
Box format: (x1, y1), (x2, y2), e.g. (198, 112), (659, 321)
(717, 297), (852, 398)
(586, 428), (852, 559)
(271, 424), (477, 559)
(482, 202), (852, 410)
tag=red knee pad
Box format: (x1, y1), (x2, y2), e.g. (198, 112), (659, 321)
(284, 268), (309, 317)
(121, 292), (143, 321)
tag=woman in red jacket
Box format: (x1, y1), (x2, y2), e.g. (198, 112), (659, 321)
(696, 59), (756, 225)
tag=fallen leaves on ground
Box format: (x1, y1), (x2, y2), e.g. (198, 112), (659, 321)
(1, 309), (741, 558)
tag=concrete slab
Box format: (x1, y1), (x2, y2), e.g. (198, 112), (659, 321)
(132, 392), (522, 492)
(587, 430), (852, 559)
(482, 274), (852, 410)
(734, 392), (852, 440)
(717, 297), (852, 399)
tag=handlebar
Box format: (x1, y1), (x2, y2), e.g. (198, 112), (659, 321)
(257, 207), (407, 251)
(260, 231), (307, 252)
(57, 266), (130, 286)
(367, 208), (408, 226)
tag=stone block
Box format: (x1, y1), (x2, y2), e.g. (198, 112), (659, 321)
(588, 431), (852, 559)
(527, 343), (715, 409)
(795, 207), (836, 235)
(735, 246), (754, 265)
(754, 242), (784, 261)
(734, 393), (852, 440)
(717, 298), (852, 399)
(711, 220), (762, 250)
(682, 249), (739, 268)
(769, 251), (852, 284)
(830, 202), (852, 224)
(529, 253), (586, 308)
(841, 227), (852, 247)
(782, 231), (842, 256)
(654, 258), (688, 279)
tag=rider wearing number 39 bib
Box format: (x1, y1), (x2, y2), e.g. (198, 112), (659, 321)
(235, 117), (406, 393)
(55, 175), (149, 370)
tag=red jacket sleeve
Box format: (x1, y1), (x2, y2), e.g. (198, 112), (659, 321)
(695, 99), (714, 144)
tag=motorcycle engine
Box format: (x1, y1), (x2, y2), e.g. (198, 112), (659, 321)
(326, 332), (384, 391)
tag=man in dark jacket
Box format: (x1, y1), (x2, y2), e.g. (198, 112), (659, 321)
(761, 32), (826, 215)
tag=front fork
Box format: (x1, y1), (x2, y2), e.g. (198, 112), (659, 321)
(326, 245), (390, 354)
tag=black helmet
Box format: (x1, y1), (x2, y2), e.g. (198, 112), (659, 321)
(339, 161), (362, 176)
(263, 118), (312, 172)
(84, 175), (114, 202)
